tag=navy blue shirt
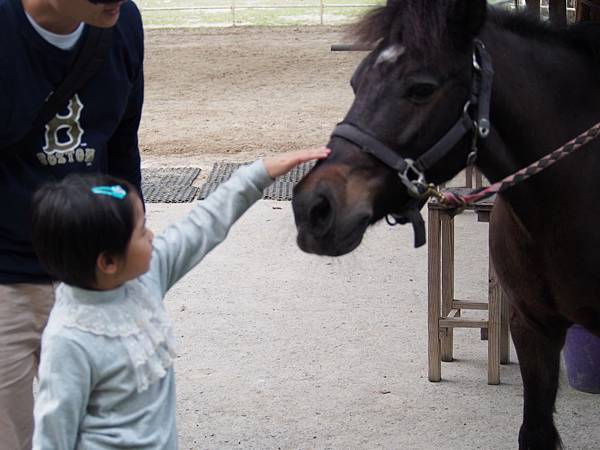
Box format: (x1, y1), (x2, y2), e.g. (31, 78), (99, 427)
(0, 0), (144, 283)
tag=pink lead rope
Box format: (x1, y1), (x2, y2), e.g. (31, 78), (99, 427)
(434, 120), (600, 211)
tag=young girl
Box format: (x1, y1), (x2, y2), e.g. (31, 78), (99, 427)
(30, 148), (329, 450)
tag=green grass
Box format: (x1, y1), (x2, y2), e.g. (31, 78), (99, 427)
(136, 0), (383, 27)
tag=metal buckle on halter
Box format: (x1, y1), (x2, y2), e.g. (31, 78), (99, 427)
(472, 51), (481, 72)
(461, 100), (479, 166)
(478, 118), (490, 138)
(398, 159), (427, 198)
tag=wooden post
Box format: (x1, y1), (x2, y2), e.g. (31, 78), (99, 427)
(577, 0), (600, 21)
(525, 0), (541, 17)
(320, 0), (324, 25)
(440, 212), (455, 362)
(428, 206), (442, 382)
(549, 0), (567, 26)
(577, 0), (584, 19)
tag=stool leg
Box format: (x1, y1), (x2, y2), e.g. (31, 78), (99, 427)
(428, 207), (442, 382)
(488, 257), (501, 385)
(500, 287), (510, 364)
(441, 213), (455, 362)
(475, 168), (483, 189)
(465, 166), (473, 188)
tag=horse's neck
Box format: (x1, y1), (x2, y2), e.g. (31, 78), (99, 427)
(477, 23), (599, 188)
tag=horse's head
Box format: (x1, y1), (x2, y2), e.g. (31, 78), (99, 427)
(293, 0), (491, 256)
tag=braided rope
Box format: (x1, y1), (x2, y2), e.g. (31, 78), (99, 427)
(438, 120), (600, 209)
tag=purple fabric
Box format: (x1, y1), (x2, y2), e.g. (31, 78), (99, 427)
(564, 325), (600, 394)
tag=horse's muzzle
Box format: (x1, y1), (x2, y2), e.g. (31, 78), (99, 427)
(292, 182), (372, 256)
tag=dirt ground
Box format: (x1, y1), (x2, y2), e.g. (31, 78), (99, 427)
(140, 26), (363, 173)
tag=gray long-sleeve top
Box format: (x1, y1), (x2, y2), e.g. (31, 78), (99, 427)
(33, 161), (273, 450)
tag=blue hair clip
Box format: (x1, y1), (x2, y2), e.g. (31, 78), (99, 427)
(91, 185), (127, 200)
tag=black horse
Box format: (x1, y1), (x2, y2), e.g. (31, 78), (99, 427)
(292, 1), (600, 448)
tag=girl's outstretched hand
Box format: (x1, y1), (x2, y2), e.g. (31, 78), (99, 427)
(263, 147), (331, 179)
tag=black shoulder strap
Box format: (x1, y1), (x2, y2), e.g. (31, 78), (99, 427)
(1, 26), (113, 157)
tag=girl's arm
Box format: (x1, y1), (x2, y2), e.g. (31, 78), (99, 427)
(33, 335), (92, 450)
(147, 148), (329, 295)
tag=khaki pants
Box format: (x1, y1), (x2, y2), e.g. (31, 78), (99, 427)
(0, 283), (55, 450)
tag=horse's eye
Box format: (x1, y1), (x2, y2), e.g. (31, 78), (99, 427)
(406, 83), (438, 102)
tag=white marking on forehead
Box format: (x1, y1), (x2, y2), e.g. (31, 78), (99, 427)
(375, 45), (406, 66)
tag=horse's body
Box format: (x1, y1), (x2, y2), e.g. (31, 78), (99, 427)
(292, 1), (600, 448)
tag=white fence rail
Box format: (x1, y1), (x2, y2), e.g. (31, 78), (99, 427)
(139, 1), (381, 27)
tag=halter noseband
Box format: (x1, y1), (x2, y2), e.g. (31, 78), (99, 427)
(330, 39), (494, 247)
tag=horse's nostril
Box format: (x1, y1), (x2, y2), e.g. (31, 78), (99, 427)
(308, 194), (334, 236)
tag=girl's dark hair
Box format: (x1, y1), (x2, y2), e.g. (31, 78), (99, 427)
(31, 173), (137, 289)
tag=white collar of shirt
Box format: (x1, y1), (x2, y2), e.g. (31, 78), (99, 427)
(25, 12), (84, 50)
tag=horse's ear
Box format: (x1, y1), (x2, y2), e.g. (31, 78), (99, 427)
(449, 0), (487, 47)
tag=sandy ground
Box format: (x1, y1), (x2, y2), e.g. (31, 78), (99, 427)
(149, 202), (600, 450)
(139, 27), (600, 449)
(139, 26), (363, 183)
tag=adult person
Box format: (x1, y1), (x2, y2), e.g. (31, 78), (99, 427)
(0, 1), (144, 448)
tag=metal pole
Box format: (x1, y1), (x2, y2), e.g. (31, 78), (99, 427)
(231, 0), (236, 27)
(330, 43), (373, 51)
(320, 0), (324, 25)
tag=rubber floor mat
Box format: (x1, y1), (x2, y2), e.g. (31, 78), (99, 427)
(198, 161), (316, 201)
(141, 167), (201, 203)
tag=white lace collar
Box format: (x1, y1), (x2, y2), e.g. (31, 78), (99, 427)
(56, 281), (177, 393)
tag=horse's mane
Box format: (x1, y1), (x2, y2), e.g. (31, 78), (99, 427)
(351, 1), (600, 65)
(489, 10), (600, 64)
(567, 22), (600, 65)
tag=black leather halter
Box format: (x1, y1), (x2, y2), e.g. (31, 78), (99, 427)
(330, 39), (494, 247)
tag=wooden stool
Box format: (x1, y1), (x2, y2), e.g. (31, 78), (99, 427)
(427, 190), (510, 385)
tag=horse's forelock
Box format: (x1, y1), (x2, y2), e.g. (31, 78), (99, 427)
(351, 0), (453, 57)
(350, 4), (397, 46)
